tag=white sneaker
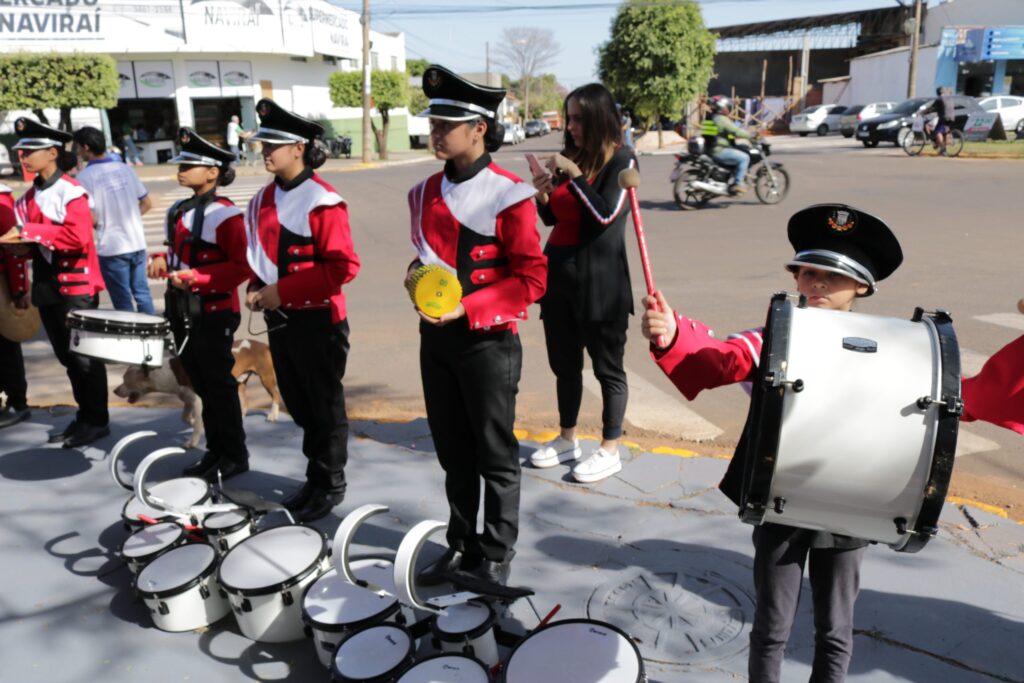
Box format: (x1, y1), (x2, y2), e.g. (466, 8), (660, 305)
(572, 447), (622, 483)
(529, 436), (582, 468)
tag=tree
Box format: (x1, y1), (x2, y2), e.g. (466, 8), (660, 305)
(406, 58), (430, 77)
(329, 69), (408, 160)
(494, 27), (560, 123)
(598, 0), (716, 147)
(0, 53), (120, 132)
(510, 73), (566, 120)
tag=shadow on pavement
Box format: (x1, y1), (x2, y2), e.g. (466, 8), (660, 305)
(0, 447), (92, 481)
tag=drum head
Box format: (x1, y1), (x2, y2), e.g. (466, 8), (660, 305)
(219, 525), (325, 595)
(432, 600), (494, 639)
(502, 620), (643, 683)
(121, 522), (184, 559)
(202, 510), (249, 533)
(303, 559), (399, 631)
(123, 478), (211, 523)
(396, 654), (489, 683)
(136, 543), (217, 598)
(333, 624), (412, 681)
(69, 309), (166, 325)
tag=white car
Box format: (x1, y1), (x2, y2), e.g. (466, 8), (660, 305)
(790, 104), (848, 136)
(979, 95), (1024, 136)
(502, 123), (525, 145)
(0, 143), (17, 177)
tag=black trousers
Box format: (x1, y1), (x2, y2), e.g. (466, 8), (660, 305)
(420, 323), (522, 563)
(267, 310), (349, 495)
(0, 333), (27, 410)
(540, 277), (629, 441)
(40, 295), (108, 426)
(171, 311), (247, 464)
(749, 523), (866, 683)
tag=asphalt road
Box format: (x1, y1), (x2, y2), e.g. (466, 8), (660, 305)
(19, 133), (1024, 517)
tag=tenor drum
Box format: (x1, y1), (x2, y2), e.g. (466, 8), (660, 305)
(134, 542), (230, 632)
(121, 477), (212, 531)
(302, 557), (412, 669)
(395, 654), (490, 683)
(501, 619), (646, 683)
(218, 525), (329, 642)
(202, 509), (254, 554)
(742, 294), (961, 551)
(331, 623), (415, 683)
(429, 599), (499, 667)
(120, 521), (186, 574)
(67, 309), (169, 366)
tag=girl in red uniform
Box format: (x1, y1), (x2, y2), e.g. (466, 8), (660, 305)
(0, 181), (30, 429)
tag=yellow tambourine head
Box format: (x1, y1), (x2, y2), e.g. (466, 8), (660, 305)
(407, 265), (463, 318)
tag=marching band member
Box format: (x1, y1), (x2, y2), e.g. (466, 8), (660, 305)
(0, 182), (30, 429)
(3, 119), (108, 448)
(245, 99), (360, 522)
(407, 66), (547, 587)
(147, 128), (252, 481)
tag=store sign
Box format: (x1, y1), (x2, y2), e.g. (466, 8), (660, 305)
(133, 60), (176, 98)
(982, 27), (1024, 61)
(955, 28), (985, 62)
(963, 113), (999, 142)
(219, 60), (253, 96)
(307, 0), (360, 59)
(185, 59), (221, 97)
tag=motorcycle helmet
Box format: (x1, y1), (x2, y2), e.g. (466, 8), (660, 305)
(708, 95), (731, 114)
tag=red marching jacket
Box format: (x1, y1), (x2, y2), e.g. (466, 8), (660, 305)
(245, 173), (360, 323)
(156, 195), (252, 314)
(408, 160), (547, 333)
(0, 185), (29, 299)
(15, 172), (104, 298)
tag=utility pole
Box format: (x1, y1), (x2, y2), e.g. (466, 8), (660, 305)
(486, 42), (490, 83)
(798, 33), (810, 111)
(907, 0), (923, 97)
(361, 0), (372, 163)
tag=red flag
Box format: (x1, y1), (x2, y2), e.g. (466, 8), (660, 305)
(961, 334), (1024, 435)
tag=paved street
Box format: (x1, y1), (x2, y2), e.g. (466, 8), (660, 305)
(10, 134), (1024, 517)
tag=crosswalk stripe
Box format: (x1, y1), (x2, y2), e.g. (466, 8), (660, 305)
(974, 313), (1024, 332)
(141, 179), (269, 249)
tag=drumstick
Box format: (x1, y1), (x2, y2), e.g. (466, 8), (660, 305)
(618, 168), (664, 347)
(490, 603), (561, 676)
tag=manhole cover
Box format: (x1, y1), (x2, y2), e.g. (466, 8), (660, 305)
(588, 564), (753, 666)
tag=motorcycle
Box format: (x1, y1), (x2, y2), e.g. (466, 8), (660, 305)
(669, 138), (790, 210)
(327, 135), (353, 159)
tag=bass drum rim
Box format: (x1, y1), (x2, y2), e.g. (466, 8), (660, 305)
(499, 618), (645, 683)
(66, 309), (169, 337)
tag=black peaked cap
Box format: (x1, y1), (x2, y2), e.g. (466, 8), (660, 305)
(418, 64), (505, 121)
(170, 127), (236, 167)
(251, 98), (324, 144)
(12, 117), (73, 150)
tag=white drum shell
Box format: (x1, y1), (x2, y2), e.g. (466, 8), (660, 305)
(431, 601), (499, 667)
(502, 620), (644, 683)
(202, 510), (254, 554)
(303, 559), (412, 669)
(68, 310), (168, 366)
(135, 544), (230, 633)
(122, 477), (211, 530)
(332, 624), (414, 683)
(767, 305), (941, 544)
(219, 525), (329, 643)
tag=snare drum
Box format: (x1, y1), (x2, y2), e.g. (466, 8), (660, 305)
(429, 599), (499, 667)
(218, 525), (329, 642)
(202, 510), (254, 553)
(121, 477), (212, 531)
(302, 557), (413, 669)
(134, 543), (230, 632)
(331, 623), (415, 683)
(742, 294), (961, 551)
(395, 654), (490, 683)
(119, 521), (186, 574)
(67, 309), (169, 366)
(501, 619), (646, 683)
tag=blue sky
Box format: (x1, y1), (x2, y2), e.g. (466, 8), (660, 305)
(331, 0), (924, 88)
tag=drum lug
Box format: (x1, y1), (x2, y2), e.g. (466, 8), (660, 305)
(158, 602), (169, 616)
(894, 517), (908, 535)
(218, 588), (228, 600)
(218, 537), (228, 553)
(199, 585), (210, 600)
(916, 395), (964, 416)
(281, 590), (294, 606)
(240, 598), (252, 613)
(773, 497), (786, 514)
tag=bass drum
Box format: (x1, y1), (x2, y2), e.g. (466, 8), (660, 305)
(742, 293), (961, 551)
(501, 619), (646, 683)
(66, 309), (169, 366)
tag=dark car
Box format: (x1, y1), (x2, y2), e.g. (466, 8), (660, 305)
(856, 95), (982, 147)
(524, 120), (546, 137)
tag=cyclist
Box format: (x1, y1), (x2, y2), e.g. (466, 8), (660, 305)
(921, 86), (955, 156)
(701, 95), (754, 194)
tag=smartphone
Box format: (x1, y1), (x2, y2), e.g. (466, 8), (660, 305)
(525, 153), (547, 178)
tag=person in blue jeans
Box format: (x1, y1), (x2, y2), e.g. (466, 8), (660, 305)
(701, 95), (753, 194)
(74, 127), (156, 314)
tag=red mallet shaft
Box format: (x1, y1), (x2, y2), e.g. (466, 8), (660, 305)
(618, 167), (664, 347)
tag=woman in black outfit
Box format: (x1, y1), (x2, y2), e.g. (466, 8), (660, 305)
(528, 83), (637, 483)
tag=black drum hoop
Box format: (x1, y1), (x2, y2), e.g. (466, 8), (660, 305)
(202, 510), (251, 535)
(499, 618), (645, 683)
(899, 309), (961, 553)
(301, 555), (401, 633)
(119, 522), (185, 563)
(331, 623), (415, 683)
(394, 653), (489, 682)
(67, 311), (169, 337)
(132, 543), (219, 600)
(218, 525), (327, 597)
(429, 598), (495, 642)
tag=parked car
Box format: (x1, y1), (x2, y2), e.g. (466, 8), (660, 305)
(524, 120), (546, 137)
(839, 102), (896, 137)
(540, 120), (551, 134)
(979, 95), (1024, 134)
(856, 95), (982, 147)
(502, 123), (525, 145)
(790, 104), (848, 136)
(0, 143), (18, 177)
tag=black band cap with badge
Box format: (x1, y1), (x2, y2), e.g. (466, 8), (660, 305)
(12, 117), (73, 151)
(170, 127), (235, 167)
(418, 65), (506, 122)
(250, 98), (325, 145)
(785, 203), (903, 296)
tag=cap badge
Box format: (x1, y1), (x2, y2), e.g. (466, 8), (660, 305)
(426, 69), (442, 89)
(15, 119), (25, 133)
(180, 130), (190, 144)
(257, 101), (269, 116)
(827, 208), (856, 233)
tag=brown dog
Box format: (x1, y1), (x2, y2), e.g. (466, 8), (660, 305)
(114, 339), (283, 449)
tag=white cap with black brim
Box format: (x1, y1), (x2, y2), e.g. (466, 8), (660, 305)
(249, 127), (309, 145)
(169, 150), (223, 167)
(12, 138), (64, 151)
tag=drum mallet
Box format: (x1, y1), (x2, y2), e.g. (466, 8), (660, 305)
(618, 167), (664, 347)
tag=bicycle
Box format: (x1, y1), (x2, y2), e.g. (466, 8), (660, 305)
(902, 116), (963, 157)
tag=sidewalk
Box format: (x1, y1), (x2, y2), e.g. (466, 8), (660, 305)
(1, 406), (1021, 682)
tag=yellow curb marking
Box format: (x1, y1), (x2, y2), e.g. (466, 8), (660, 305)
(946, 495), (1015, 521)
(650, 446), (700, 458)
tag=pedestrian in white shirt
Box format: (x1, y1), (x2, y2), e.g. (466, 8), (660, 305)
(73, 126), (156, 314)
(226, 115), (246, 163)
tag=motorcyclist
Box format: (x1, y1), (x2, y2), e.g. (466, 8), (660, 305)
(701, 95), (754, 194)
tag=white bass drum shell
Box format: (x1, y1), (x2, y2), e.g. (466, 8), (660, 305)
(67, 309), (169, 366)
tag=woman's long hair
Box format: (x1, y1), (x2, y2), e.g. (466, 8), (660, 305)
(561, 83), (622, 179)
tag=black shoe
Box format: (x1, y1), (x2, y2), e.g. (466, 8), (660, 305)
(62, 423), (111, 449)
(470, 558), (511, 587)
(418, 547), (466, 586)
(281, 482), (315, 511)
(182, 451), (221, 477)
(201, 458), (250, 483)
(48, 419), (77, 443)
(0, 406), (30, 430)
(295, 489), (344, 523)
